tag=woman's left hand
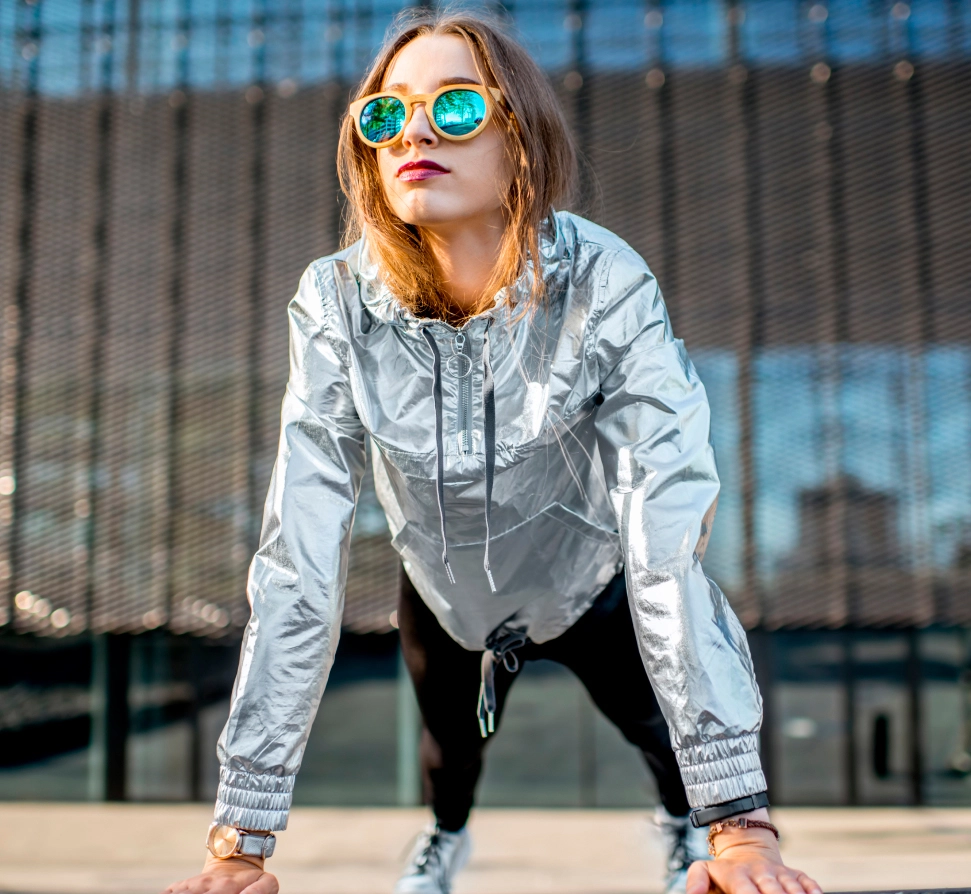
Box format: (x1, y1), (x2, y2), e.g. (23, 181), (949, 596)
(686, 822), (823, 894)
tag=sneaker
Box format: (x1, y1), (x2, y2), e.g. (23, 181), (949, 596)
(393, 823), (472, 894)
(654, 806), (712, 894)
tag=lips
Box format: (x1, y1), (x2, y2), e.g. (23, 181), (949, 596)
(397, 159), (450, 181)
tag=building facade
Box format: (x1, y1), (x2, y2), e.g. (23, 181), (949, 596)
(1, 0), (969, 807)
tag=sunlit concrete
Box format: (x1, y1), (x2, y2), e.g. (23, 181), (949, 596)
(0, 804), (969, 894)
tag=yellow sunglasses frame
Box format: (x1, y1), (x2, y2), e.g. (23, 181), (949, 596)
(348, 84), (505, 149)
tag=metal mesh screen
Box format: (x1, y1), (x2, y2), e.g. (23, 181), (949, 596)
(1, 0), (969, 638)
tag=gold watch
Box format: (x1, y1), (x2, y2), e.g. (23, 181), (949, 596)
(206, 823), (277, 860)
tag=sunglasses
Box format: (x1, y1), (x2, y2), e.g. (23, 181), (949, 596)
(348, 84), (504, 148)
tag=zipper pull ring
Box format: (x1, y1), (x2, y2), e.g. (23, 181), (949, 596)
(446, 333), (472, 378)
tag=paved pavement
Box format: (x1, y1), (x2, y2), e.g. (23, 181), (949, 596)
(0, 804), (969, 894)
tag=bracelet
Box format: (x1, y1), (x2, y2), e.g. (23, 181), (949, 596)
(707, 817), (780, 857)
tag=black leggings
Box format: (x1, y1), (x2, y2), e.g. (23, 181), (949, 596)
(397, 567), (691, 831)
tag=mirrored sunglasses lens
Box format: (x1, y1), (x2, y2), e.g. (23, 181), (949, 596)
(360, 96), (405, 143)
(433, 90), (487, 136)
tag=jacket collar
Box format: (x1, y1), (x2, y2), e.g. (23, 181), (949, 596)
(356, 210), (565, 331)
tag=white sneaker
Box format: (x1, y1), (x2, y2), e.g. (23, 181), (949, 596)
(654, 806), (712, 894)
(393, 823), (472, 894)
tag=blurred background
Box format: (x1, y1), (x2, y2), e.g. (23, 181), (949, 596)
(0, 0), (969, 817)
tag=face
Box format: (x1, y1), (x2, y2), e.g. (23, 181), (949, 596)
(373, 33), (508, 232)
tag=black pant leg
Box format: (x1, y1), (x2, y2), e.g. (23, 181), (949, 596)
(539, 572), (691, 816)
(397, 567), (519, 831)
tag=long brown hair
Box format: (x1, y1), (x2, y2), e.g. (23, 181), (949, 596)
(337, 8), (577, 323)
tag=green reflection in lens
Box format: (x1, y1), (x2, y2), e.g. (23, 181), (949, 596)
(360, 96), (406, 143)
(433, 90), (487, 136)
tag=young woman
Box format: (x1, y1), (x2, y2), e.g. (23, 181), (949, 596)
(165, 10), (824, 894)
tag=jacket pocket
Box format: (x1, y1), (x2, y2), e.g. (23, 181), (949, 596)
(540, 502), (618, 547)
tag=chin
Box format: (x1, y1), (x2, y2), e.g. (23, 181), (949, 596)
(392, 197), (471, 228)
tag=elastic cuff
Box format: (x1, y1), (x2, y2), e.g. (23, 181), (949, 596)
(213, 766), (296, 831)
(675, 733), (767, 809)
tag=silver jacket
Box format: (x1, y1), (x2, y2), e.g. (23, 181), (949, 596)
(214, 211), (765, 831)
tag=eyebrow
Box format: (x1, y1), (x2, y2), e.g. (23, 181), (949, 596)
(383, 76), (482, 92)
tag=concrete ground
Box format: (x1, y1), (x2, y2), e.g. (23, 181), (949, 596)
(0, 804), (969, 894)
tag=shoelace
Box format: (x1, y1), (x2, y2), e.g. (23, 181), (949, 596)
(413, 829), (445, 873)
(420, 320), (497, 593)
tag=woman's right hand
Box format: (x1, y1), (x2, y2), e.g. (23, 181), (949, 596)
(162, 853), (279, 894)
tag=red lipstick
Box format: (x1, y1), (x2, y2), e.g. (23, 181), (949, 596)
(397, 159), (450, 181)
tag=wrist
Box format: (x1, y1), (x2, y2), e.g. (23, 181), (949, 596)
(712, 826), (780, 859)
(707, 811), (781, 860)
(206, 822), (276, 862)
(203, 851), (265, 872)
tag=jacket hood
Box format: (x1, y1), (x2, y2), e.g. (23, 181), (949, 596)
(355, 210), (568, 330)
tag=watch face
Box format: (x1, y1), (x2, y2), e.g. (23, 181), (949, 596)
(208, 825), (241, 859)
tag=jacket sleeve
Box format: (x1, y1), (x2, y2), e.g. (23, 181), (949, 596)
(213, 262), (367, 831)
(592, 247), (766, 810)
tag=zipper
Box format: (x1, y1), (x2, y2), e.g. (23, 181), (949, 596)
(448, 332), (474, 455)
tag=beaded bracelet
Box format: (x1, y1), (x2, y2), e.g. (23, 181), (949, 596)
(707, 817), (780, 857)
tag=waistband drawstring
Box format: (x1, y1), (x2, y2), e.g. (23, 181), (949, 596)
(421, 328), (455, 585)
(477, 629), (528, 737)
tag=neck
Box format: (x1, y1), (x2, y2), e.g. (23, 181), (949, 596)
(421, 211), (505, 317)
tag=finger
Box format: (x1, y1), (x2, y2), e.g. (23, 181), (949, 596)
(795, 872), (823, 894)
(241, 871), (280, 894)
(753, 875), (787, 894)
(686, 860), (712, 894)
(777, 873), (808, 894)
(707, 865), (761, 894)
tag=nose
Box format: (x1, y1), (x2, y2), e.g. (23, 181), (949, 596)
(400, 100), (438, 149)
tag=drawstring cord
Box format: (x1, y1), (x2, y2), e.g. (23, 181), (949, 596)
(481, 320), (496, 593)
(421, 322), (498, 593)
(477, 629), (527, 737)
(421, 328), (455, 584)
(421, 322), (518, 738)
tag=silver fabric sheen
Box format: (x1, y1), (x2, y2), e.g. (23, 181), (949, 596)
(214, 212), (765, 831)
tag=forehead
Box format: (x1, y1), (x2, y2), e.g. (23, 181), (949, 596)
(382, 33), (479, 89)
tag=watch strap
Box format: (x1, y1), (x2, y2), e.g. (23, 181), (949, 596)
(238, 830), (276, 859)
(689, 791), (770, 827)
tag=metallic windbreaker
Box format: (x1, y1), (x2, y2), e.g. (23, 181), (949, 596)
(214, 211), (765, 831)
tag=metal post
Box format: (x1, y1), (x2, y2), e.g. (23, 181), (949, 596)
(397, 644), (421, 806)
(87, 633), (108, 800)
(578, 691), (597, 807)
(105, 633), (131, 800)
(245, 0), (268, 551)
(736, 0), (763, 630)
(842, 630), (858, 805)
(656, 6), (678, 322)
(4, 0), (43, 628)
(906, 629), (924, 805)
(81, 0), (116, 634)
(749, 629), (775, 800)
(162, 0), (192, 629)
(567, 0), (590, 214)
(125, 0), (141, 93)
(89, 632), (131, 801)
(189, 634), (203, 800)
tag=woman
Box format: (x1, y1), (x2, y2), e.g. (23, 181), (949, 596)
(165, 10), (823, 894)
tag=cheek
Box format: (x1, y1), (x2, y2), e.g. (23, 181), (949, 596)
(376, 153), (398, 194)
(456, 139), (509, 204)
